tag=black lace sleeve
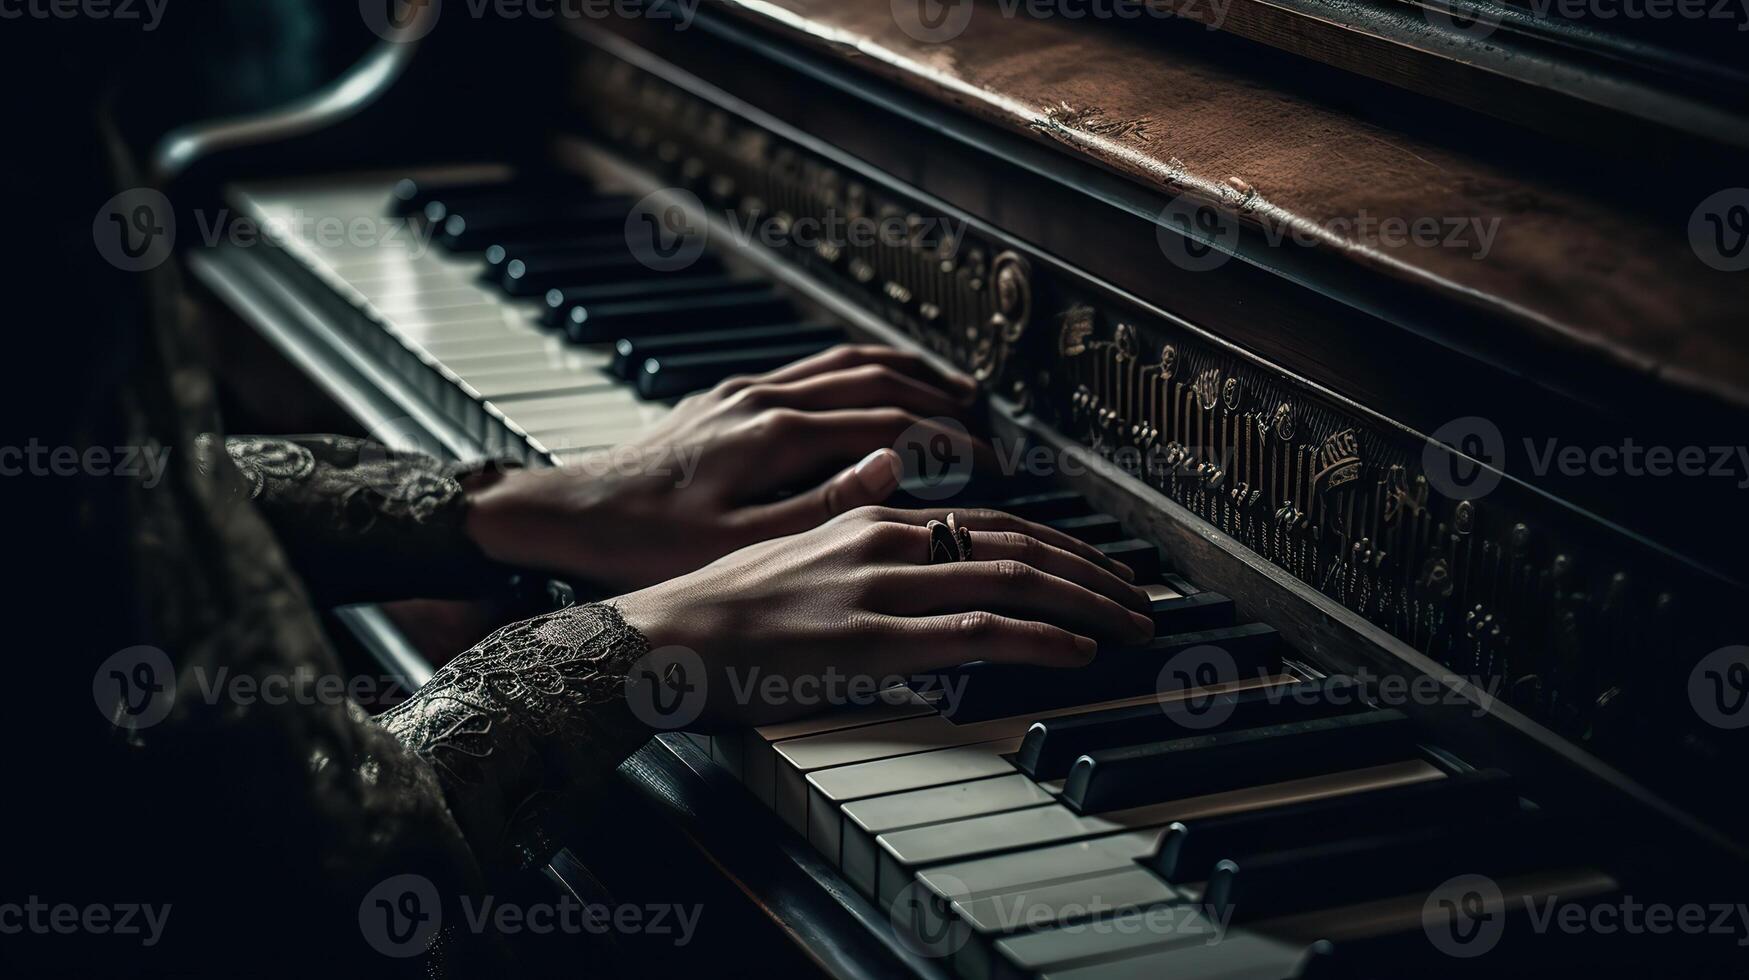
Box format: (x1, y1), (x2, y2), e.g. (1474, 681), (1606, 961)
(212, 434), (517, 605)
(377, 602), (654, 866)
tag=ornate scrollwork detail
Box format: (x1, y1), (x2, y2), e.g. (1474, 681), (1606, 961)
(1382, 465), (1428, 525)
(991, 251), (1032, 345)
(1194, 368), (1222, 411)
(1313, 428), (1362, 493)
(1222, 378), (1241, 411)
(1453, 500), (1476, 536)
(1058, 305), (1096, 357)
(1270, 402), (1296, 440)
(1113, 322), (1138, 360)
(1159, 344), (1179, 379)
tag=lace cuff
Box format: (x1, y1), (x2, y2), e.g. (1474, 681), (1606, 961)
(211, 434), (517, 605)
(377, 602), (655, 867)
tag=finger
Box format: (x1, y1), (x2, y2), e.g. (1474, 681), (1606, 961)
(874, 507), (1139, 583)
(748, 363), (973, 421)
(965, 529), (1152, 615)
(739, 409), (995, 491)
(879, 561), (1154, 644)
(740, 344), (979, 400)
(885, 611), (1097, 671)
(735, 448), (902, 537)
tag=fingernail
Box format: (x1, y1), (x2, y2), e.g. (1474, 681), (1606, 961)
(1129, 611), (1156, 639)
(1074, 634), (1098, 660)
(854, 448), (902, 495)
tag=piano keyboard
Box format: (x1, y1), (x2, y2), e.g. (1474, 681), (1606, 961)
(230, 167), (843, 462)
(686, 487), (1625, 980)
(235, 169), (1642, 979)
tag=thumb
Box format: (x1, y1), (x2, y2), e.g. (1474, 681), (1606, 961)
(739, 448), (902, 536)
(822, 447), (904, 513)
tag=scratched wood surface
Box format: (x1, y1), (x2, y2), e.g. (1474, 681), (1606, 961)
(715, 0), (1749, 408)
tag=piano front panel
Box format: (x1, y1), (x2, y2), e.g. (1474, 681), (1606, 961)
(546, 30), (1744, 812)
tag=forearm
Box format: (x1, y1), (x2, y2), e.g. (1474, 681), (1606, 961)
(376, 602), (655, 866)
(221, 434), (519, 605)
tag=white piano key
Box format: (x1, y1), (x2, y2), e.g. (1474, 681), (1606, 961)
(740, 687), (940, 805)
(993, 903), (1222, 980)
(775, 677), (1289, 837)
(809, 736), (1025, 871)
(883, 760), (1443, 913)
(838, 771), (1052, 896)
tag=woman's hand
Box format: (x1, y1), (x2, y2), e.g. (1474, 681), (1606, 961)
(613, 505), (1156, 726)
(463, 345), (984, 593)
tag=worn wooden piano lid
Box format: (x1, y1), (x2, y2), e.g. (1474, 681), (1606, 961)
(716, 0), (1749, 408)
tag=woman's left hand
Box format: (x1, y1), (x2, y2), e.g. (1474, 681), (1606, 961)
(461, 345), (985, 593)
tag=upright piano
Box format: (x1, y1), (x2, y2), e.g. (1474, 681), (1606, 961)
(162, 1), (1749, 975)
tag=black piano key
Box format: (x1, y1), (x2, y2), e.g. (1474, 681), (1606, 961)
(636, 340), (842, 400)
(564, 289), (790, 344)
(388, 176), (517, 218)
(501, 252), (723, 297)
(1147, 591), (1234, 634)
(482, 234), (625, 272)
(411, 177), (595, 224)
(1202, 811), (1554, 922)
(1147, 767), (1519, 883)
(933, 622), (1284, 724)
(1046, 513), (1126, 545)
(1161, 572), (1201, 596)
(1301, 887), (1649, 980)
(437, 197), (636, 250)
(1014, 674), (1368, 780)
(1061, 709), (1419, 813)
(988, 489), (1091, 522)
(612, 322), (843, 379)
(1097, 539), (1163, 581)
(541, 275), (751, 328)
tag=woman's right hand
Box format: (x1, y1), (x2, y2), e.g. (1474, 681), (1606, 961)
(613, 505), (1157, 726)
